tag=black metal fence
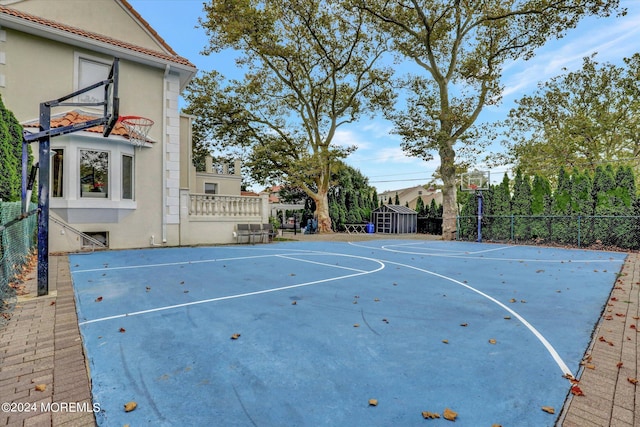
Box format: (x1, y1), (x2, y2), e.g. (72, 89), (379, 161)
(1, 201), (37, 326)
(456, 214), (640, 249)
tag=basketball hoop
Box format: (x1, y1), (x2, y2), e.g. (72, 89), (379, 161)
(118, 116), (154, 148)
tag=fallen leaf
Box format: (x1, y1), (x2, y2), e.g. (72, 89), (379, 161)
(291, 301), (297, 305)
(509, 298), (516, 303)
(442, 339), (449, 344)
(443, 408), (457, 421)
(374, 298), (380, 302)
(230, 333), (241, 340)
(616, 313), (626, 317)
(123, 401), (137, 412)
(585, 364), (596, 370)
(95, 296), (103, 302)
(368, 399), (378, 406)
(34, 384), (46, 392)
(504, 316), (511, 320)
(460, 323), (468, 327)
(541, 406), (555, 414)
(570, 385), (584, 396)
(421, 411), (440, 419)
(617, 362), (624, 368)
(489, 338), (497, 345)
(492, 425), (503, 427)
(49, 301), (55, 306)
(628, 377), (638, 385)
(630, 324), (636, 329)
(119, 327), (126, 333)
(354, 324), (360, 328)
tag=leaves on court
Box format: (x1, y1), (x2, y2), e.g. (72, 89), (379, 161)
(420, 408), (457, 420)
(421, 411), (440, 419)
(123, 401), (137, 412)
(627, 377), (638, 385)
(368, 399), (378, 406)
(488, 338), (497, 345)
(443, 408), (458, 421)
(119, 327), (126, 333)
(442, 339), (449, 344)
(34, 384), (46, 392)
(95, 296), (103, 302)
(230, 333), (241, 340)
(541, 406), (555, 414)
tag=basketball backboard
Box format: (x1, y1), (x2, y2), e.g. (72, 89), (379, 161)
(460, 170), (490, 192)
(102, 58), (119, 137)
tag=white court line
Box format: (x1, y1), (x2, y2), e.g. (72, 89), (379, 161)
(349, 241), (624, 263)
(77, 254), (385, 326)
(276, 254), (368, 273)
(381, 258), (573, 377)
(72, 252), (318, 274)
(381, 243), (515, 256)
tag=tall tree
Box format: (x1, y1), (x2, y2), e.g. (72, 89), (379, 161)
(489, 173), (511, 240)
(355, 0), (624, 240)
(492, 53), (640, 176)
(196, 0), (393, 233)
(530, 173), (553, 240)
(511, 169), (532, 240)
(0, 94), (24, 202)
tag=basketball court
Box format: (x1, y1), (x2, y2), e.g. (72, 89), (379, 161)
(69, 240), (626, 426)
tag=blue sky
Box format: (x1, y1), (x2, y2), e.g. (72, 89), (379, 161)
(128, 0), (640, 193)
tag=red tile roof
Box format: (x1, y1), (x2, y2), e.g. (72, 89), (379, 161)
(0, 3), (195, 68)
(22, 110), (153, 143)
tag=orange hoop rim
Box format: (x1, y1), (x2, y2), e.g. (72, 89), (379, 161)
(118, 115), (154, 126)
(117, 116), (154, 147)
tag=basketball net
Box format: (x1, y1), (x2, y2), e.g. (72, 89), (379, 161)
(119, 116), (154, 148)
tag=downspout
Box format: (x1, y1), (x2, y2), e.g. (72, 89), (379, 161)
(161, 64), (169, 243)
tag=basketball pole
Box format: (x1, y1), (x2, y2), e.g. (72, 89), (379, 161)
(21, 57), (119, 296)
(476, 190), (483, 243)
(36, 103), (51, 296)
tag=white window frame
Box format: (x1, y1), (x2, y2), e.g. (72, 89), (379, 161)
(74, 53), (111, 110)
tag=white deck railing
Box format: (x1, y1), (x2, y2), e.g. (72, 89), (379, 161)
(188, 193), (264, 217)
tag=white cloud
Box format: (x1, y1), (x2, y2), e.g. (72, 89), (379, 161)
(501, 3), (640, 100)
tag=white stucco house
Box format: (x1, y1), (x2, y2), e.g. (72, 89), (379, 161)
(0, 0), (268, 251)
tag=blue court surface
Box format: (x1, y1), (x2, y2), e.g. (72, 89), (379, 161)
(69, 240), (627, 426)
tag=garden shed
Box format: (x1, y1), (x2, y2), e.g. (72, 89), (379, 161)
(372, 205), (417, 234)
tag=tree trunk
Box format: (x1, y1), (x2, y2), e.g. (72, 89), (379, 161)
(313, 187), (332, 233)
(439, 142), (457, 240)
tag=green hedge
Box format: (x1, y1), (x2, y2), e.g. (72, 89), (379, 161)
(457, 166), (640, 249)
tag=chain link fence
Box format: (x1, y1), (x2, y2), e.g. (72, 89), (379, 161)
(1, 201), (38, 327)
(456, 215), (640, 250)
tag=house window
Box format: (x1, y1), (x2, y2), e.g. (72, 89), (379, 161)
(204, 183), (217, 194)
(80, 150), (109, 198)
(122, 155), (133, 200)
(77, 57), (110, 105)
(52, 149), (64, 197)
